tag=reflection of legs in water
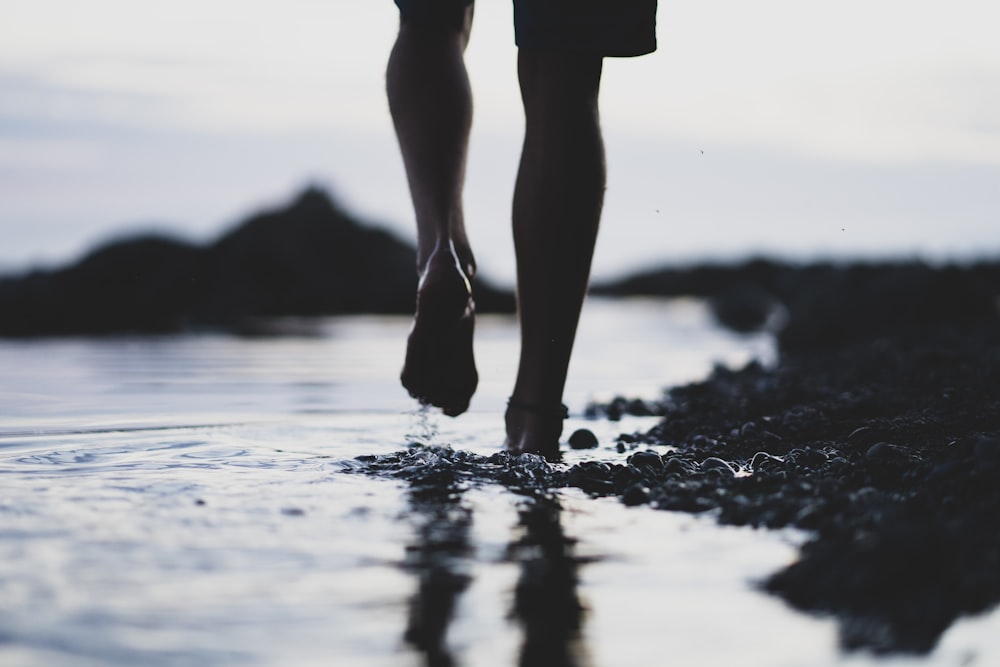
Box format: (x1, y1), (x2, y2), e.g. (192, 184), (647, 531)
(388, 6), (479, 417)
(505, 51), (605, 459)
(402, 475), (473, 666)
(508, 494), (590, 667)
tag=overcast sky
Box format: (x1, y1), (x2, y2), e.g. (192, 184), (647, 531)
(2, 0), (998, 282)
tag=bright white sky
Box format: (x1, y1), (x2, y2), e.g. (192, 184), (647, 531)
(1, 0), (999, 280)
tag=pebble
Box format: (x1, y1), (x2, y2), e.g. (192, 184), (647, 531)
(865, 442), (913, 464)
(662, 456), (692, 475)
(628, 450), (664, 471)
(750, 451), (783, 472)
(701, 457), (737, 476)
(613, 465), (640, 491)
(974, 435), (1000, 463)
(568, 428), (599, 450)
(847, 426), (874, 442)
(622, 484), (651, 507)
(787, 448), (828, 468)
(567, 464), (615, 495)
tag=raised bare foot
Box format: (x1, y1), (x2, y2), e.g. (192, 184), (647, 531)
(400, 249), (478, 416)
(504, 399), (567, 461)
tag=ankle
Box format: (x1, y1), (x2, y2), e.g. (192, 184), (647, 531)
(504, 398), (567, 460)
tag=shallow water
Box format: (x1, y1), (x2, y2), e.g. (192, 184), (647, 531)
(1, 298), (997, 666)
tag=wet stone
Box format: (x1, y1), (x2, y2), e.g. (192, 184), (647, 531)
(690, 435), (718, 448)
(782, 407), (821, 430)
(750, 451), (784, 472)
(568, 428), (599, 450)
(973, 435), (1000, 463)
(662, 456), (692, 476)
(761, 431), (784, 446)
(613, 465), (640, 491)
(627, 450), (664, 472)
(864, 442), (914, 465)
(927, 461), (963, 483)
(846, 426), (875, 443)
(700, 457), (737, 476)
(794, 502), (827, 529)
(567, 463), (615, 496)
(787, 448), (829, 469)
(622, 484), (651, 507)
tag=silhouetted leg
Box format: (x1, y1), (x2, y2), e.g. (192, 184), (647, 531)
(388, 7), (478, 416)
(506, 50), (605, 458)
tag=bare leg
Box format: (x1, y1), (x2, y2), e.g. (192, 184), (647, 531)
(388, 8), (478, 416)
(506, 50), (606, 458)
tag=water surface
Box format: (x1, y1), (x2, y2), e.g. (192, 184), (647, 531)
(1, 299), (997, 666)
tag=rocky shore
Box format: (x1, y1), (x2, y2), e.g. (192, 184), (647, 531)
(584, 254), (1000, 654)
(357, 256), (1000, 656)
(584, 322), (1000, 653)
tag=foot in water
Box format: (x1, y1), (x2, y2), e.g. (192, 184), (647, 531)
(504, 399), (567, 461)
(401, 249), (478, 417)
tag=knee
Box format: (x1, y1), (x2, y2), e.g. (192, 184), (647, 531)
(517, 49), (603, 111)
(397, 3), (473, 49)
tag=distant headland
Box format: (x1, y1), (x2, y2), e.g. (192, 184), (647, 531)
(1, 185), (997, 346)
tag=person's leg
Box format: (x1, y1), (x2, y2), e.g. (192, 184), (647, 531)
(505, 50), (605, 458)
(387, 4), (478, 416)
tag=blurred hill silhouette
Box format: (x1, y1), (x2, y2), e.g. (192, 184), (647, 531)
(2, 186), (998, 346)
(592, 258), (1000, 352)
(0, 187), (515, 336)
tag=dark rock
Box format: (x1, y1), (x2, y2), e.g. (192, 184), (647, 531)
(612, 465), (640, 492)
(750, 451), (783, 472)
(786, 447), (829, 469)
(973, 434), (1000, 463)
(662, 456), (693, 476)
(622, 484), (650, 507)
(566, 462), (614, 496)
(700, 457), (736, 476)
(627, 450), (664, 472)
(567, 428), (599, 450)
(864, 442), (915, 465)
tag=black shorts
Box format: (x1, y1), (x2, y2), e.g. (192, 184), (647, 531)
(393, 0), (657, 57)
